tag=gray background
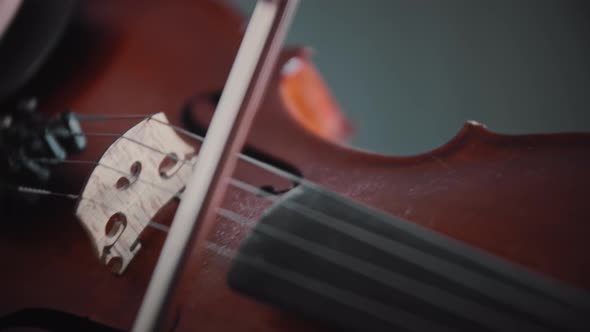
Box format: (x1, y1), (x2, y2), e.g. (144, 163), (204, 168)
(236, 0), (590, 155)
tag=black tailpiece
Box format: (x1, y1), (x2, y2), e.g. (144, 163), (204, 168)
(0, 97), (86, 203)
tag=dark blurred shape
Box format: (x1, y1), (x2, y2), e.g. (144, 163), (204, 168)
(0, 0), (77, 104)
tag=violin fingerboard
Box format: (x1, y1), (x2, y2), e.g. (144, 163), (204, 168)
(228, 186), (590, 332)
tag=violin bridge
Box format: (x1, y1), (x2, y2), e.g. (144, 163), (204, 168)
(76, 113), (196, 274)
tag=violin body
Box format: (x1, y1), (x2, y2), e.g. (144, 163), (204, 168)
(1, 0), (589, 331)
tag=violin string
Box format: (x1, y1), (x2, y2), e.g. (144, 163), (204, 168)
(29, 156), (180, 230)
(16, 168), (378, 268)
(85, 115), (432, 244)
(17, 112), (322, 238)
(69, 113), (351, 240)
(74, 132), (194, 167)
(15, 186), (172, 233)
(205, 212), (514, 332)
(20, 113), (398, 260)
(21, 129), (465, 313)
(201, 240), (447, 332)
(216, 207), (257, 227)
(75, 113), (308, 185)
(32, 158), (182, 198)
(71, 114), (354, 254)
(215, 201), (565, 332)
(148, 116), (308, 185)
(75, 113), (200, 143)
(24, 114), (587, 330)
(18, 123), (191, 233)
(16, 186), (80, 200)
(14, 183), (259, 236)
(74, 114), (155, 122)
(27, 146), (562, 332)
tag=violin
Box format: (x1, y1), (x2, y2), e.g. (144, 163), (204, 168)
(1, 1), (589, 331)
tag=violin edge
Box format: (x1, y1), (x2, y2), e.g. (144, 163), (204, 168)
(289, 118), (590, 165)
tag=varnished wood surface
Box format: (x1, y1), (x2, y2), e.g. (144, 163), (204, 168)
(1, 1), (589, 331)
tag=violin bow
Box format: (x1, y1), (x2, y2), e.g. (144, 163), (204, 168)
(132, 1), (300, 331)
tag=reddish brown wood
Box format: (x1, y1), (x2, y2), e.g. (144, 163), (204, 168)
(1, 0), (589, 331)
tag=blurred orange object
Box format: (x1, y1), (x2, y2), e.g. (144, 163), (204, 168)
(279, 50), (352, 143)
